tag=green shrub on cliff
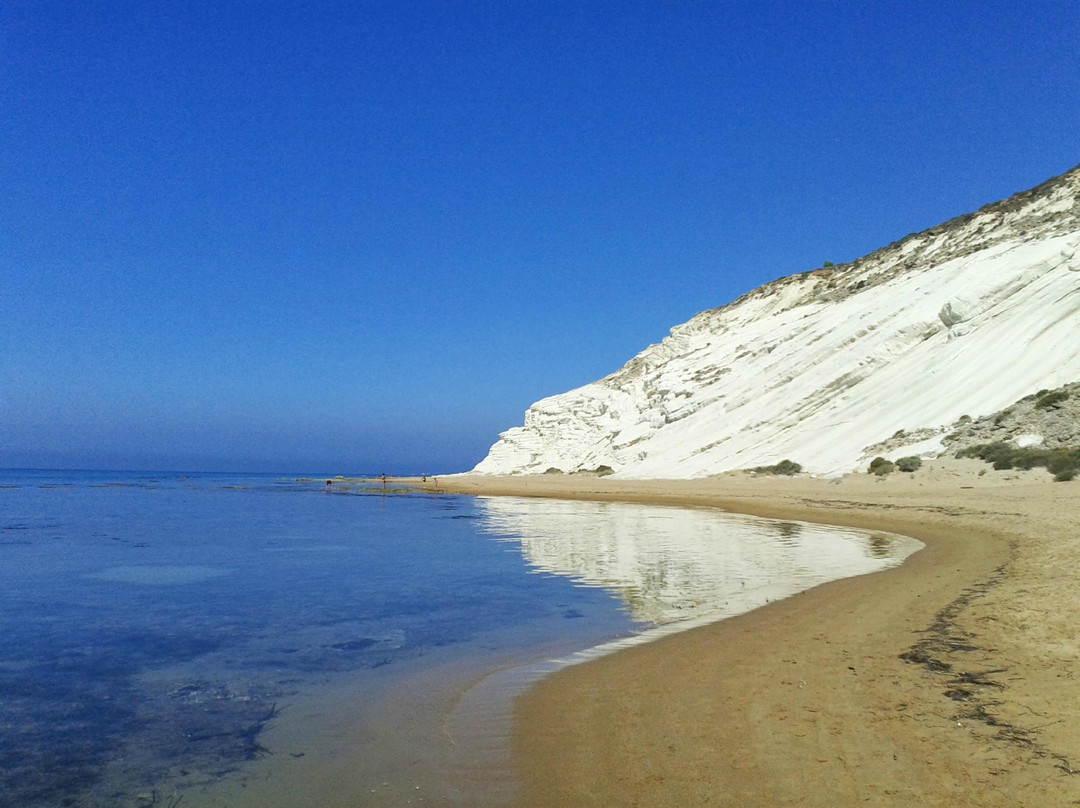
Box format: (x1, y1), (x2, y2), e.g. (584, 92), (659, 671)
(1035, 390), (1070, 410)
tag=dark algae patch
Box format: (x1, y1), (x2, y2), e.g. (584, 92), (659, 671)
(0, 623), (290, 808)
(900, 560), (1079, 775)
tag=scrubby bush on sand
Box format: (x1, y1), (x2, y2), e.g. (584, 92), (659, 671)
(895, 456), (923, 472)
(751, 459), (802, 476)
(868, 457), (895, 475)
(956, 443), (1080, 482)
(571, 465), (615, 476)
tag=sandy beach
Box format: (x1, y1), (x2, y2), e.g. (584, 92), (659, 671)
(429, 461), (1080, 807)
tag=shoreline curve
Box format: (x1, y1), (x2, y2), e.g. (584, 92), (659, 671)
(428, 464), (1080, 807)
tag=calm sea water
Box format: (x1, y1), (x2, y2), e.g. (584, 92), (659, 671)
(0, 470), (919, 807)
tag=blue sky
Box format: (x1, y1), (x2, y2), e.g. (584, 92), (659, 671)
(2, 1), (1078, 473)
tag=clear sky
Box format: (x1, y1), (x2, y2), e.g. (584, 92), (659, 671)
(2, 1), (1078, 474)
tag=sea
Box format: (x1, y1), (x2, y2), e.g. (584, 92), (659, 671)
(0, 469), (920, 807)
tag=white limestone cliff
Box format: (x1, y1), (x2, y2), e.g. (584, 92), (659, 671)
(474, 165), (1080, 478)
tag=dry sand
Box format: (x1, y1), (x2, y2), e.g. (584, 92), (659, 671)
(428, 460), (1080, 807)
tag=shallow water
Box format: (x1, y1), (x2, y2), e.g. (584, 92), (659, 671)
(0, 470), (919, 807)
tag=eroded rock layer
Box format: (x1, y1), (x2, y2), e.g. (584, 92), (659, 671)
(475, 165), (1080, 478)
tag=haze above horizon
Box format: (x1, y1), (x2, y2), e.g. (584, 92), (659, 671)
(3, 1), (1078, 473)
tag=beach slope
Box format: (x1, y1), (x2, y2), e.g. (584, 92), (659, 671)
(436, 464), (1080, 807)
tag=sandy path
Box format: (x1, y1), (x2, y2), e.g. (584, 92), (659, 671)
(431, 463), (1080, 807)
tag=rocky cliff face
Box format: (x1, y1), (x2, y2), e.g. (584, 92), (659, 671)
(941, 382), (1080, 455)
(474, 165), (1080, 478)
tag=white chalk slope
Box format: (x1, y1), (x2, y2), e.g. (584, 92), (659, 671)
(475, 165), (1080, 478)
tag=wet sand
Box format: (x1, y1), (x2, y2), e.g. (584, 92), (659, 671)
(430, 461), (1080, 807)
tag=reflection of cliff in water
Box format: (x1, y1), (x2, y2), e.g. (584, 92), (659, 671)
(477, 498), (920, 626)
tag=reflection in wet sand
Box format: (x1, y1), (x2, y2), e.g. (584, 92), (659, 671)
(477, 497), (921, 627)
(431, 498), (924, 805)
